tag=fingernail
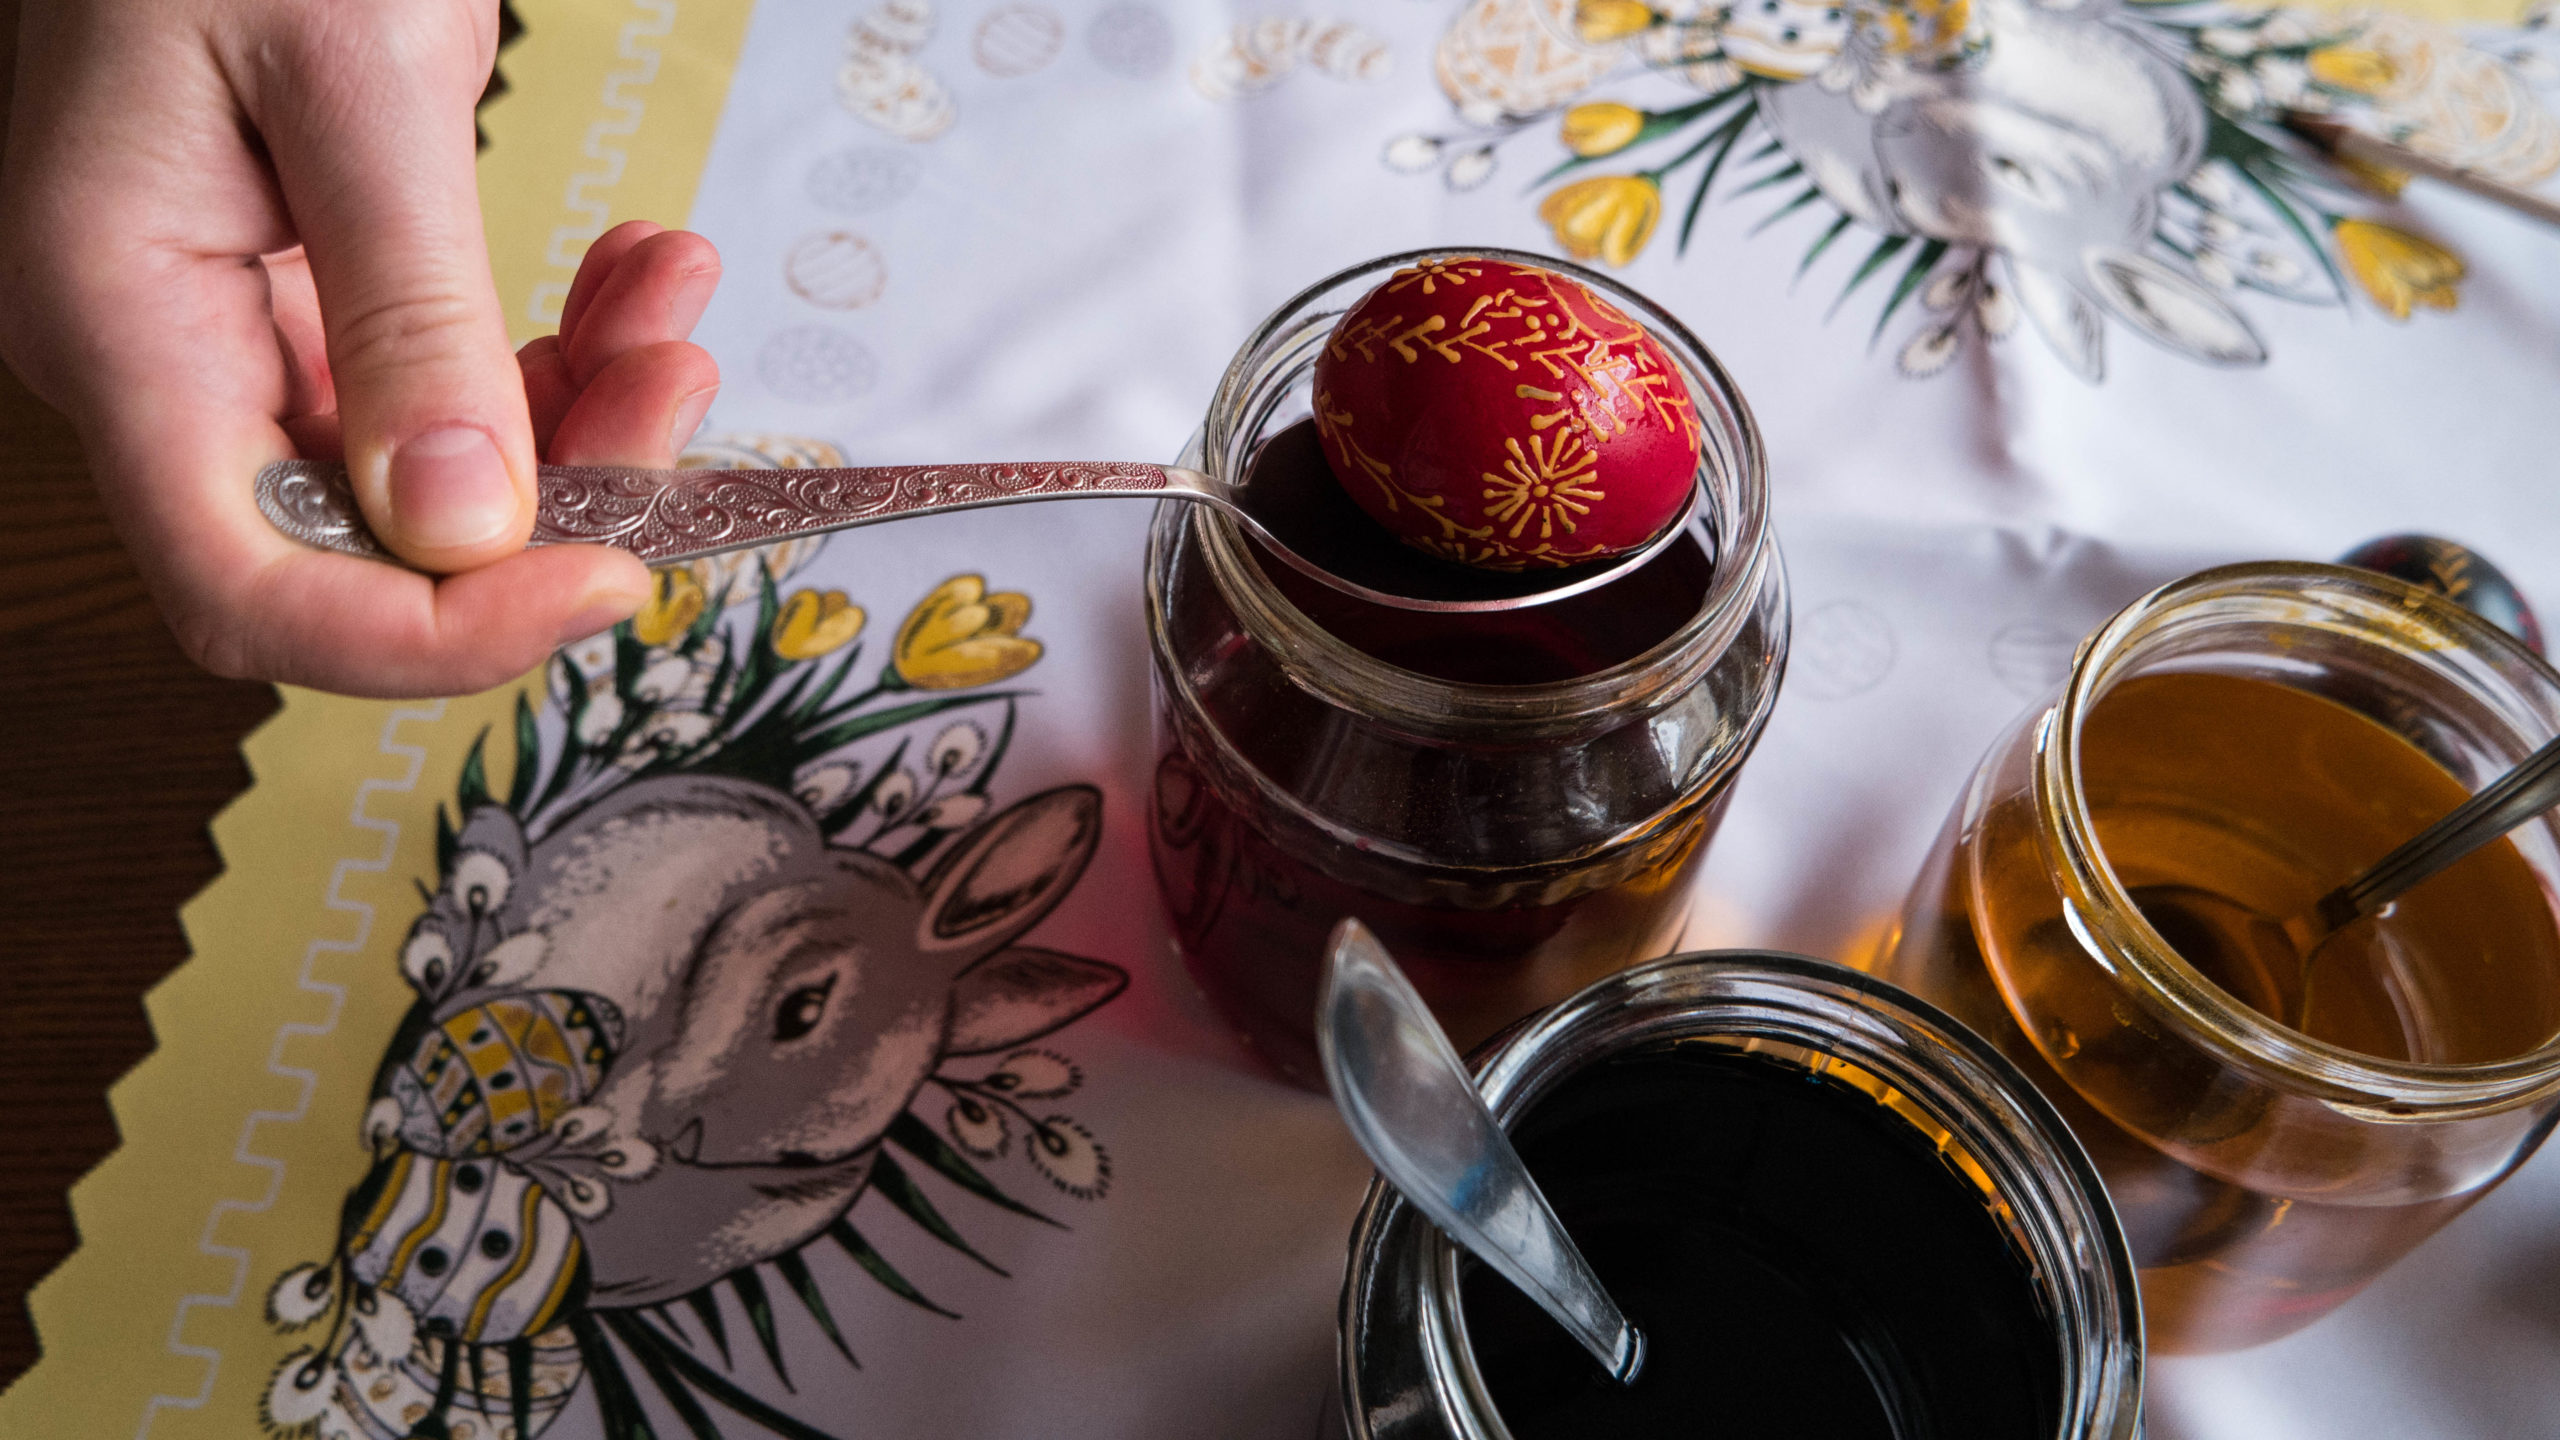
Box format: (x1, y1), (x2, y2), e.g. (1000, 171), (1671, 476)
(670, 386), (719, 457)
(555, 590), (643, 646)
(390, 426), (519, 550)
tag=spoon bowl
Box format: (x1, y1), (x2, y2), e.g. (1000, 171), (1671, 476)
(1316, 918), (1645, 1384)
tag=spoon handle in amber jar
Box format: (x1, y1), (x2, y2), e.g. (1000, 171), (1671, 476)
(253, 458), (1212, 568)
(2315, 730), (2560, 934)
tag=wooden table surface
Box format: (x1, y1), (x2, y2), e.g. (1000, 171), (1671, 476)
(0, 363), (279, 1392)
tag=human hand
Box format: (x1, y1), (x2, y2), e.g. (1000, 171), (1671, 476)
(0, 1), (720, 696)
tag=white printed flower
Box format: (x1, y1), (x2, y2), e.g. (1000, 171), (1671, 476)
(2200, 26), (2255, 56)
(1976, 282), (2018, 338)
(2194, 249), (2237, 291)
(262, 1349), (333, 1428)
(797, 762), (860, 812)
(1446, 146), (1498, 191)
(451, 850), (513, 914)
(1027, 1115), (1111, 1199)
(349, 1286), (416, 1360)
(918, 793), (990, 830)
(632, 655), (705, 707)
(2186, 162), (2239, 209)
(927, 721), (986, 778)
(986, 1048), (1081, 1099)
(634, 711), (717, 754)
(1922, 269), (1970, 311)
(2216, 67), (2262, 112)
(2255, 55), (2309, 108)
(266, 1264), (335, 1330)
(2196, 211), (2240, 244)
(1383, 132), (1443, 171)
(948, 1093), (1009, 1157)
(1897, 322), (1963, 377)
(574, 689), (625, 745)
(2248, 248), (2304, 285)
(872, 768), (919, 823)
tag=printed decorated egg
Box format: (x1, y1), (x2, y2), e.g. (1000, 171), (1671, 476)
(2339, 533), (2545, 654)
(1312, 256), (1701, 570)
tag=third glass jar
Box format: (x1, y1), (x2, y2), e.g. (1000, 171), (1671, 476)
(1877, 562), (2560, 1353)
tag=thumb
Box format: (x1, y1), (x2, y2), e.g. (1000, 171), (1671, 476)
(248, 6), (532, 572)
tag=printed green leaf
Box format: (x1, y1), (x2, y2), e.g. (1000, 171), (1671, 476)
(413, 1334), (462, 1439)
(887, 1112), (1063, 1228)
(2236, 160), (2348, 302)
(828, 1219), (961, 1318)
(1796, 213), (1856, 280)
(1831, 234), (1914, 317)
(613, 1315), (729, 1440)
(574, 1314), (662, 1440)
(684, 1287), (733, 1367)
(1872, 238), (1952, 343)
(507, 1338), (536, 1440)
(607, 1314), (844, 1440)
(728, 1267), (794, 1392)
(435, 804), (459, 880)
(1748, 184), (1825, 236)
(508, 691), (541, 812)
(820, 737), (909, 837)
(457, 728), (493, 813)
(1675, 107), (1758, 256)
(870, 1152), (1011, 1275)
(797, 694), (1028, 765)
(1730, 159), (1805, 198)
(772, 1249), (862, 1365)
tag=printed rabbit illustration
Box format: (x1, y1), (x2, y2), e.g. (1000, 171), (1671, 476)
(1758, 0), (2267, 378)
(376, 775), (1122, 1308)
(265, 763), (1126, 1438)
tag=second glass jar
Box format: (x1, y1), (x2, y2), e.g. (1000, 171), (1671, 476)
(1145, 248), (1788, 1084)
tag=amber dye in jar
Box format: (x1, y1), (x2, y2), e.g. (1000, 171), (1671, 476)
(1147, 249), (1786, 1086)
(1882, 564), (2560, 1353)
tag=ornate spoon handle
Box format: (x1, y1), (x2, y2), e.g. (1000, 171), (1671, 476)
(254, 458), (1210, 567)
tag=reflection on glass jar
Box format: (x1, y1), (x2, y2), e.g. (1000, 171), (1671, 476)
(1338, 953), (2143, 1440)
(1145, 248), (1787, 1086)
(1879, 563), (2560, 1353)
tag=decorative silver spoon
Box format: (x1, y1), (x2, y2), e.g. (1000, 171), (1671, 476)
(1316, 918), (1645, 1383)
(253, 455), (1699, 616)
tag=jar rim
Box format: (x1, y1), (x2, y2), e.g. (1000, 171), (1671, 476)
(1188, 246), (1779, 733)
(1355, 950), (2144, 1440)
(2041, 560), (2560, 1108)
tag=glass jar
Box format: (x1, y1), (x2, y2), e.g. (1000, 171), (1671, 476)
(1337, 951), (2145, 1440)
(1145, 248), (1787, 1086)
(1878, 562), (2560, 1353)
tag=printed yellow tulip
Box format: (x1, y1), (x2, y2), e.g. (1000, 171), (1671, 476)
(770, 589), (867, 661)
(1538, 174), (1663, 266)
(2308, 46), (2395, 94)
(2334, 219), (2463, 320)
(1575, 0), (1657, 42)
(632, 567), (706, 647)
(891, 576), (1043, 689)
(1562, 102), (1646, 158)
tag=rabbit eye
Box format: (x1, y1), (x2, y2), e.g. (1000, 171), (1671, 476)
(774, 975), (838, 1042)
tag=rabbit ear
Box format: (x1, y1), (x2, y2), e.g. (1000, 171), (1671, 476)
(916, 785), (1103, 956)
(2085, 250), (2267, 367)
(2007, 258), (2106, 382)
(945, 947), (1130, 1055)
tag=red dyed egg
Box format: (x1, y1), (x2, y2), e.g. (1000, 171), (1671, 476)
(1311, 257), (1702, 570)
